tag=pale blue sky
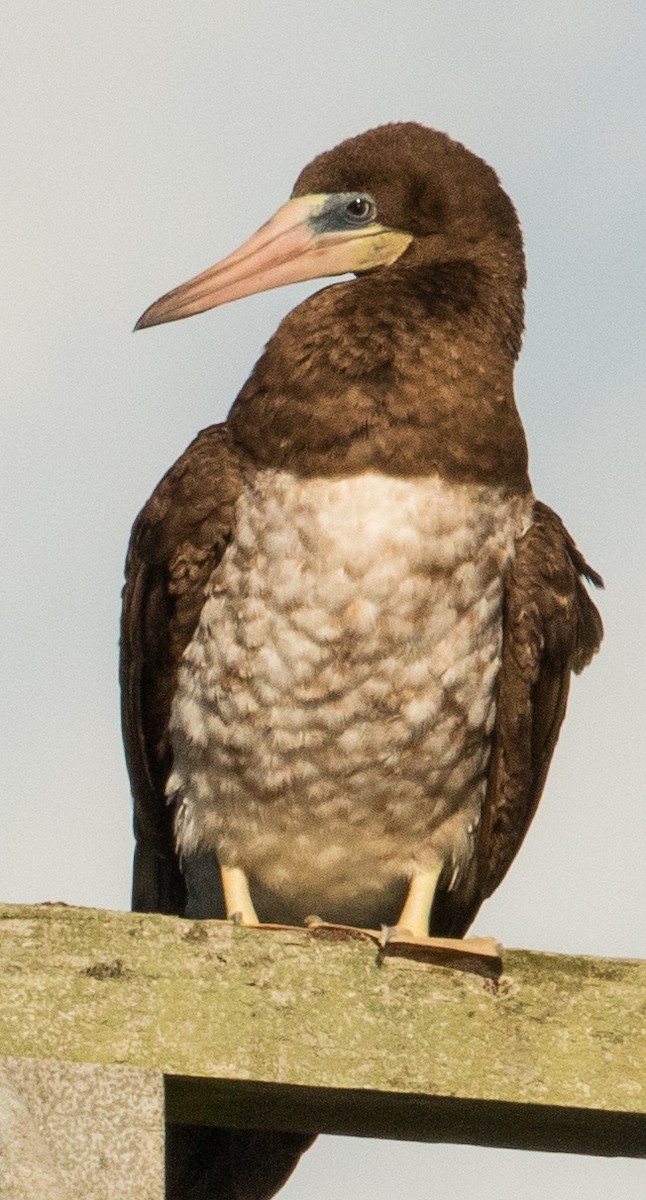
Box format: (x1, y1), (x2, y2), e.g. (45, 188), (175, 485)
(2, 3), (645, 1196)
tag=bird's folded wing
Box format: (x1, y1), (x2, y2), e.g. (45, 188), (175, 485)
(479, 500), (604, 901)
(120, 422), (247, 915)
(432, 500), (603, 938)
(120, 421), (313, 1200)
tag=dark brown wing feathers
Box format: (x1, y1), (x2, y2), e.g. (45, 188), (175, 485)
(120, 423), (248, 913)
(121, 425), (316, 1198)
(466, 502), (602, 935)
(433, 502), (602, 938)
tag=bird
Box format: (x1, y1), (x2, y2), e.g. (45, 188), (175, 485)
(122, 122), (603, 1198)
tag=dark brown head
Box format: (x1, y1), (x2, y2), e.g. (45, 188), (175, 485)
(293, 122), (523, 258)
(135, 122), (524, 336)
(135, 123), (530, 486)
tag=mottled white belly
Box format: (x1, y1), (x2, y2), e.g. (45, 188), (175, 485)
(170, 470), (532, 925)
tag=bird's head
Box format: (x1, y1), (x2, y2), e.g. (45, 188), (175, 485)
(135, 122), (523, 330)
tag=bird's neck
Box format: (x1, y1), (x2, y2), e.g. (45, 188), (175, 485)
(228, 259), (530, 493)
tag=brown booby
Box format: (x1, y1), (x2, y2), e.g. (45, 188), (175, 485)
(122, 122), (603, 1197)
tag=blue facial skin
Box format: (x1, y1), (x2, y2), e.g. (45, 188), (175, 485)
(306, 193), (379, 235)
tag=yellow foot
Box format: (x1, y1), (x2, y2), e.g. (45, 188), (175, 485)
(305, 916), (502, 975)
(378, 928), (503, 974)
(220, 865), (259, 926)
(396, 865), (443, 937)
(304, 916), (378, 942)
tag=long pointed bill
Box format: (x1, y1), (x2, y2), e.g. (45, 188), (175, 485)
(134, 194), (412, 329)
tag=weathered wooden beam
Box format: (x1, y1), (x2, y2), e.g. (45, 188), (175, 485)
(0, 1056), (164, 1200)
(1, 904), (644, 1158)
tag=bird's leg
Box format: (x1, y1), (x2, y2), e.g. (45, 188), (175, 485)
(220, 865), (259, 925)
(394, 864), (443, 938)
(379, 864), (502, 971)
(305, 867), (443, 943)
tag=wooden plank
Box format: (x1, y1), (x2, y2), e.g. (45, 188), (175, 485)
(1, 904), (644, 1157)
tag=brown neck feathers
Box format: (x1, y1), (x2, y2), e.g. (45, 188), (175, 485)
(228, 258), (530, 494)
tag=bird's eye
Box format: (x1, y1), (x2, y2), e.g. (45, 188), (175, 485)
(344, 196), (377, 224)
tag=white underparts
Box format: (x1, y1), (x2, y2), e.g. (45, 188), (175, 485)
(169, 470), (533, 926)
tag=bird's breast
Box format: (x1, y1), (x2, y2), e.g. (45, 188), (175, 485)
(169, 469), (532, 925)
